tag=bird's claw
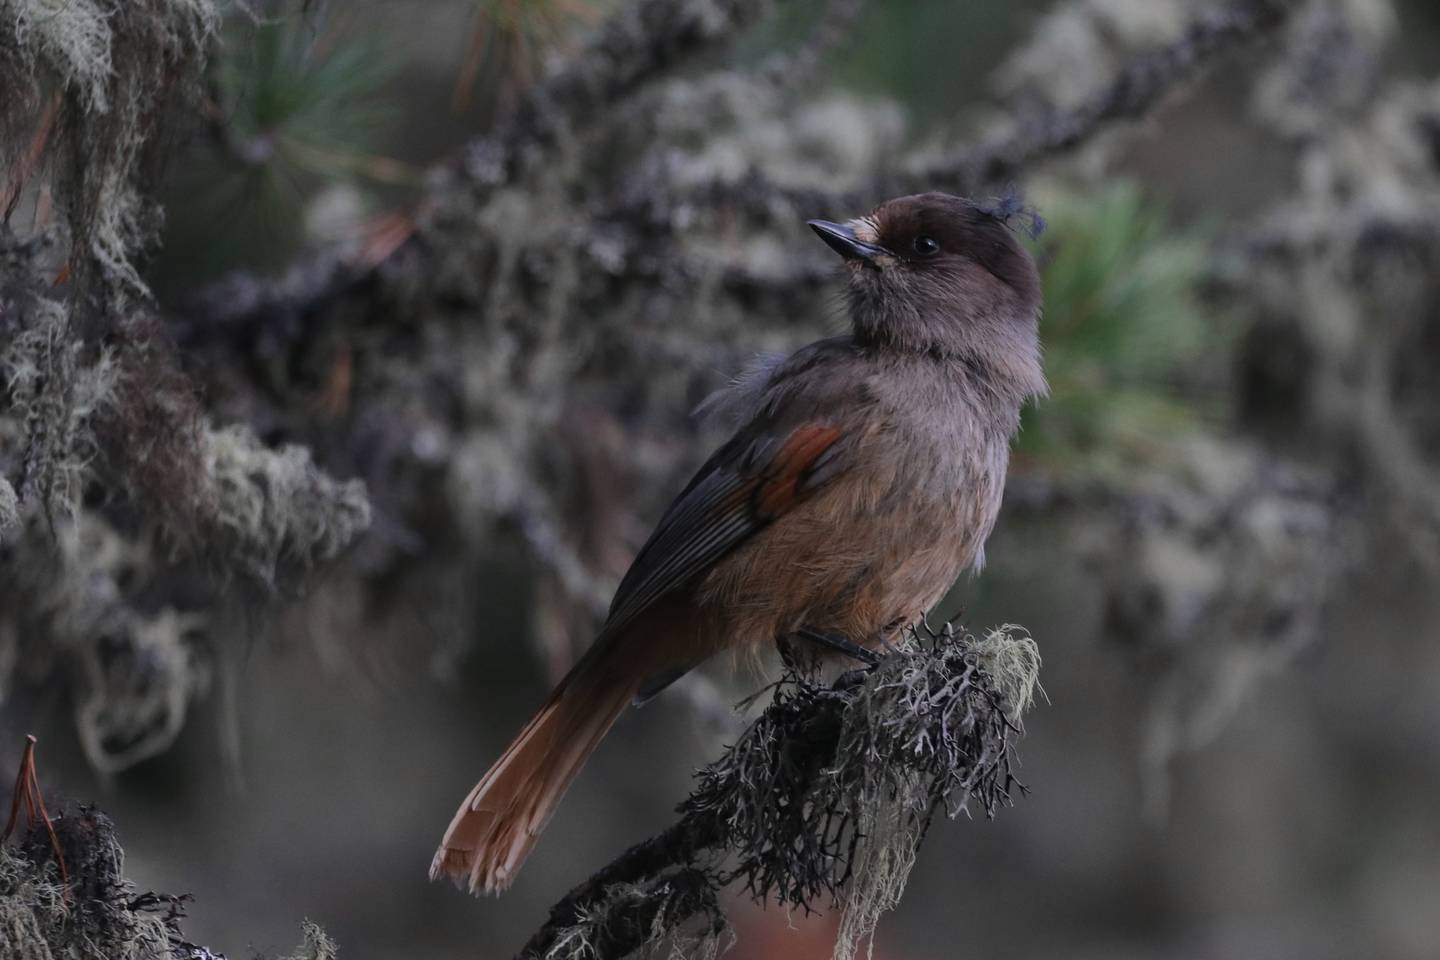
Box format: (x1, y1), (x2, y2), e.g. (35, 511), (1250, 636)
(794, 627), (882, 667)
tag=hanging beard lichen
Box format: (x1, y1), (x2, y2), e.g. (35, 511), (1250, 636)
(0, 0), (371, 779)
(829, 625), (1041, 960)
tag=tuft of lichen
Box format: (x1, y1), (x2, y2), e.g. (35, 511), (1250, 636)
(6, 0), (119, 113)
(197, 425), (372, 587)
(826, 625), (1038, 960)
(0, 511), (213, 773)
(0, 478), (18, 538)
(970, 624), (1044, 717)
(0, 804), (335, 959)
(539, 873), (726, 960)
(0, 845), (69, 960)
(3, 0), (218, 303)
(271, 920), (340, 960)
(72, 606), (211, 775)
(1, 298), (122, 523)
(992, 0), (1194, 112)
(1, 808), (184, 960)
(1, 0), (218, 524)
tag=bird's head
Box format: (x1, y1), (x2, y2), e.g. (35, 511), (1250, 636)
(809, 192), (1047, 398)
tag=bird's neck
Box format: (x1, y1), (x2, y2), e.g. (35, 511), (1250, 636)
(850, 297), (1047, 407)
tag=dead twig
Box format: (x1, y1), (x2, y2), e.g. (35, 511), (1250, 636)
(3, 735), (69, 891)
(1, 92), (62, 222)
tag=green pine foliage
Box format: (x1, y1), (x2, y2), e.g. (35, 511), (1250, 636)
(217, 5), (399, 175)
(1020, 183), (1223, 474)
(456, 0), (595, 101)
(163, 2), (403, 278)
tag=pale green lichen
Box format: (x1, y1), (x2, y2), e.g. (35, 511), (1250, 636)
(0, 477), (18, 536)
(0, 811), (178, 960)
(199, 424), (372, 585)
(2, 0), (219, 301)
(528, 626), (1038, 960)
(993, 0), (1193, 111)
(1, 299), (122, 522)
(0, 413), (371, 772)
(3, 0), (115, 111)
(829, 625), (1040, 960)
(541, 879), (726, 960)
(273, 920), (341, 960)
(0, 0), (222, 531)
(73, 606), (211, 775)
(971, 624), (1045, 717)
(831, 784), (922, 960)
(0, 845), (69, 960)
(0, 510), (213, 773)
(0, 808), (336, 958)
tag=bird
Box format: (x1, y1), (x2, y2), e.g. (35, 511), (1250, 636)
(430, 191), (1048, 895)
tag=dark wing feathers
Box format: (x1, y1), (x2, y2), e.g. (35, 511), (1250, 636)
(599, 421), (846, 639)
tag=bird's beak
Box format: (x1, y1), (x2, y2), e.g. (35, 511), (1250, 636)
(808, 219), (886, 262)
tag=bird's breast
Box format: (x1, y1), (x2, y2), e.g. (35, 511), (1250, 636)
(698, 387), (1012, 649)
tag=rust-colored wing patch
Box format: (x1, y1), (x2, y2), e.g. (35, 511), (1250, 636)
(753, 425), (843, 516)
(601, 422), (847, 640)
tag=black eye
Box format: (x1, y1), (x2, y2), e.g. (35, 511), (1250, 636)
(912, 235), (939, 256)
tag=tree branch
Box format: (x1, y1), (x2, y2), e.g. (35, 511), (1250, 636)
(460, 0), (774, 191)
(181, 0), (1298, 342)
(884, 0), (1302, 197)
(181, 0), (780, 341)
(517, 624), (1041, 960)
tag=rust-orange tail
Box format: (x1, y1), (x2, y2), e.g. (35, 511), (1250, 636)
(429, 656), (639, 895)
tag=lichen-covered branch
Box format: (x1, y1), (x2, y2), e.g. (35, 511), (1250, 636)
(0, 801), (334, 959)
(884, 0), (1303, 197)
(520, 624), (1041, 960)
(459, 0), (774, 191)
(0, 0), (371, 774)
(610, 0), (1304, 232)
(182, 0), (785, 338)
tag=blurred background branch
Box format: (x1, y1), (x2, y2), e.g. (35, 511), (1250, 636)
(887, 0), (1302, 197)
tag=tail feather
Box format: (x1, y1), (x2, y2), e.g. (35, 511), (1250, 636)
(429, 667), (637, 895)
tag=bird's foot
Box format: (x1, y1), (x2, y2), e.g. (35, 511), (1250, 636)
(794, 627), (882, 667)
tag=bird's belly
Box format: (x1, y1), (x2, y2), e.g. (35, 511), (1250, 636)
(695, 460), (1001, 651)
